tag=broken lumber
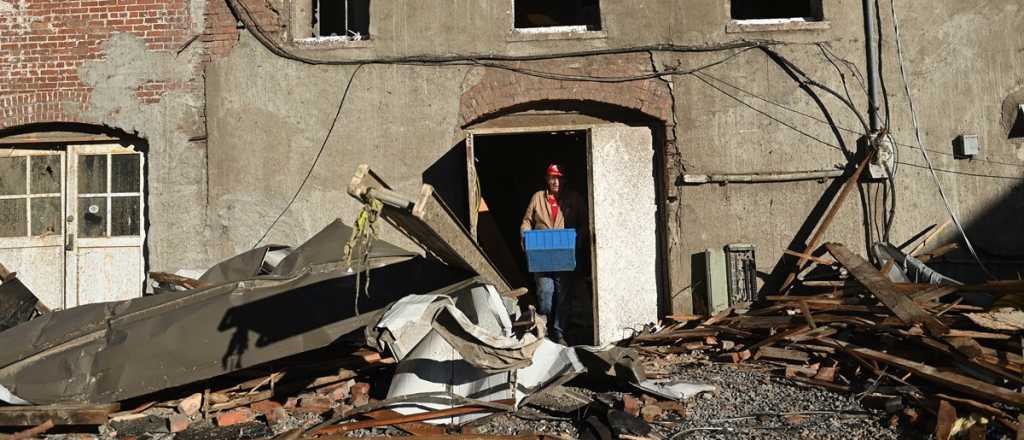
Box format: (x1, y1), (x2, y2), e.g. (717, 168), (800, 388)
(826, 242), (949, 336)
(313, 400), (512, 435)
(348, 165), (511, 293)
(0, 403), (119, 427)
(835, 341), (1024, 407)
(781, 153), (873, 292)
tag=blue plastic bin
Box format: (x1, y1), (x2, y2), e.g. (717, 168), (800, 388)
(524, 229), (577, 273)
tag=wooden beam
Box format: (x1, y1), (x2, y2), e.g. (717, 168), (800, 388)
(0, 403), (119, 427)
(781, 154), (873, 293)
(348, 165), (512, 293)
(836, 342), (1024, 407)
(826, 243), (949, 336)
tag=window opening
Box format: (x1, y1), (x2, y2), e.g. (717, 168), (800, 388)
(730, 0), (823, 22)
(0, 154), (62, 238)
(77, 152), (143, 238)
(514, 0), (601, 31)
(313, 0), (370, 40)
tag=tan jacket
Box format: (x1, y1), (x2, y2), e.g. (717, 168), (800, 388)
(520, 190), (586, 236)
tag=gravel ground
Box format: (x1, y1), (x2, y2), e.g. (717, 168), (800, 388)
(473, 353), (906, 440)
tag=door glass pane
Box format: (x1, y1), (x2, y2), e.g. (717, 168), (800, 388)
(111, 196), (140, 236)
(0, 156), (27, 195)
(31, 197), (61, 236)
(30, 155), (61, 194)
(111, 154), (140, 193)
(78, 197), (107, 237)
(78, 155), (107, 194)
(0, 199), (27, 237)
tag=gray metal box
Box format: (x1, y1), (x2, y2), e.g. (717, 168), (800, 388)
(725, 243), (758, 304)
(954, 134), (979, 158)
(703, 248), (729, 314)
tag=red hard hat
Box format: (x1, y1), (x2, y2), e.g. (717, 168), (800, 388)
(546, 164), (563, 177)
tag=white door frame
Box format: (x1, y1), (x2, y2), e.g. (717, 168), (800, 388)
(64, 143), (146, 307)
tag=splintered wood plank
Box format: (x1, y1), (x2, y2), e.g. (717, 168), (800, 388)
(825, 243), (949, 336)
(755, 346), (811, 363)
(838, 342), (1024, 407)
(0, 403), (119, 426)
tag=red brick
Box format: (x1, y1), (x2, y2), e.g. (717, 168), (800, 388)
(215, 408), (256, 427)
(167, 414), (190, 433)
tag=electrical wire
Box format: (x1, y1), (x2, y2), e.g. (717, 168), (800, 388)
(250, 64), (365, 248)
(698, 69), (1024, 169)
(889, 0), (995, 279)
(227, 0), (789, 66)
(697, 72), (1024, 182)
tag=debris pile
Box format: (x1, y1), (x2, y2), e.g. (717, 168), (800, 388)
(629, 241), (1023, 439)
(0, 164), (1020, 439)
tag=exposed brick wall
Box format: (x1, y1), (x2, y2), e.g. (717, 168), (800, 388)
(459, 53), (674, 127)
(203, 0), (284, 61)
(0, 0), (195, 130)
(0, 0), (285, 132)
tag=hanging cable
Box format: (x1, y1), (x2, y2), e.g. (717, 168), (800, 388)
(889, 0), (995, 279)
(251, 64), (366, 248)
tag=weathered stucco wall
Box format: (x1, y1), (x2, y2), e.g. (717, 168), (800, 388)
(205, 0), (1024, 313)
(0, 0), (213, 273)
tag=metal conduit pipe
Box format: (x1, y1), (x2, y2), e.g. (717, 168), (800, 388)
(682, 169), (845, 185)
(863, 0), (882, 132)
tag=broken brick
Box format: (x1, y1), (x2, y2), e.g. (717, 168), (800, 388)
(621, 395), (642, 417)
(350, 382), (370, 406)
(167, 414), (190, 433)
(640, 404), (664, 422)
(251, 400), (283, 419)
(177, 393), (202, 416)
(216, 408), (255, 427)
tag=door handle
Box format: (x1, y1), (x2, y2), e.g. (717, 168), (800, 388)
(65, 233), (75, 251)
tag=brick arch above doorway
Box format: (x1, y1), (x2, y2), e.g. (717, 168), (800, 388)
(458, 53), (674, 127)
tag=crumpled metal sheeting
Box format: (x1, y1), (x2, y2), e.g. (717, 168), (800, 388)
(0, 219), (420, 405)
(368, 280), (543, 374)
(368, 280), (584, 425)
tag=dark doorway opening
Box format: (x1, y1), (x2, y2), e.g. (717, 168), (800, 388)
(473, 130), (595, 345)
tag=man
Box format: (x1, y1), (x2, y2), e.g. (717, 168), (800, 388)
(520, 164), (585, 345)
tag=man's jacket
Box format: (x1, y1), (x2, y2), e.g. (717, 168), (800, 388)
(520, 189), (586, 236)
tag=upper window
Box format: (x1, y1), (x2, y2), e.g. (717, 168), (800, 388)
(514, 0), (601, 31)
(312, 0), (370, 40)
(730, 0), (823, 22)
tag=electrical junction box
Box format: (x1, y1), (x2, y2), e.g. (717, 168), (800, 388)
(725, 243), (758, 304)
(703, 247), (730, 314)
(954, 134), (979, 159)
(863, 134), (895, 180)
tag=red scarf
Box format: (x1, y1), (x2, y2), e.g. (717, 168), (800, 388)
(546, 194), (559, 222)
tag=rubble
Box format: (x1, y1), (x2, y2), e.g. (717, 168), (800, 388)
(0, 163), (1021, 440)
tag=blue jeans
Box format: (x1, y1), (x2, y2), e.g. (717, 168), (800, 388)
(535, 273), (572, 340)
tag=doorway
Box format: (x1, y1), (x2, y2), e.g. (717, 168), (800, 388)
(466, 123), (661, 345)
(472, 130), (595, 344)
(0, 143), (146, 309)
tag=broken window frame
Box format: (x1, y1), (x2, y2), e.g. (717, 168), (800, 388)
(0, 151), (65, 243)
(290, 0), (373, 46)
(510, 0), (605, 38)
(725, 0), (830, 33)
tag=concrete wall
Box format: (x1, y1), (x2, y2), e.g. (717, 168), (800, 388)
(204, 0), (1024, 313)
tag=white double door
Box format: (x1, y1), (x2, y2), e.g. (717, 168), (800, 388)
(0, 144), (145, 309)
